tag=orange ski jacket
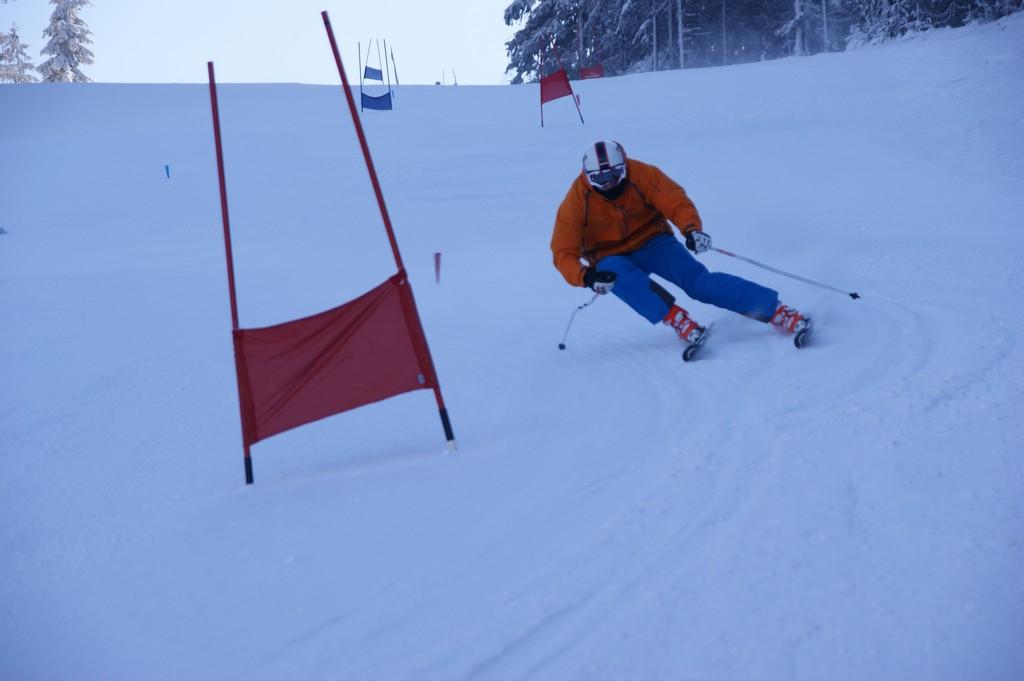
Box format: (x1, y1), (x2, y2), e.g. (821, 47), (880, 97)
(550, 159), (703, 287)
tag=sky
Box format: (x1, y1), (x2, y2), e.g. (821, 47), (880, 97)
(1, 0), (518, 85)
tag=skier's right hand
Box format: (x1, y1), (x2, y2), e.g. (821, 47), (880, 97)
(685, 230), (712, 254)
(583, 268), (617, 294)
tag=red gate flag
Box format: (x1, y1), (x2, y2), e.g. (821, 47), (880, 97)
(210, 34), (456, 486)
(539, 67), (584, 126)
(540, 67), (573, 104)
(580, 64), (605, 79)
(233, 272), (436, 447)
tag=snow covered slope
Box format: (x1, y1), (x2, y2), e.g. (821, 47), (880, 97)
(2, 15), (1023, 680)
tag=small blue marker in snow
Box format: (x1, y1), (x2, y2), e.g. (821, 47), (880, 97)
(164, 164), (171, 179)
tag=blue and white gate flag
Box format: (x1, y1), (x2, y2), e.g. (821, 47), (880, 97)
(363, 65), (384, 81)
(361, 91), (393, 111)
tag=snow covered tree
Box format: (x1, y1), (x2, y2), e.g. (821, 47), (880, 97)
(0, 23), (38, 83)
(503, 0), (1024, 78)
(504, 0), (654, 82)
(38, 0), (94, 83)
(778, 0), (810, 54)
(845, 0), (913, 43)
(504, 0), (587, 83)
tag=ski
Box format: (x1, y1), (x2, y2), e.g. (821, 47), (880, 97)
(793, 319), (813, 349)
(682, 323), (712, 362)
(677, 317), (813, 360)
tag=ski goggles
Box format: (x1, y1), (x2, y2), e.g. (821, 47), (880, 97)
(586, 163), (626, 190)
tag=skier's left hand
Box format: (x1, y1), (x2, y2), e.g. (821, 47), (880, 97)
(583, 268), (617, 294)
(685, 230), (712, 254)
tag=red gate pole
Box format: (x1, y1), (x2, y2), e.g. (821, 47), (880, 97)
(208, 61), (255, 484)
(548, 34), (585, 125)
(539, 42), (546, 127)
(570, 82), (585, 124)
(321, 11), (457, 452)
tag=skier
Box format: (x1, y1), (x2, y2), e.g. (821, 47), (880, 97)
(550, 140), (811, 353)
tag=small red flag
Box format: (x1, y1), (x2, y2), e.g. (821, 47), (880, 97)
(580, 64), (605, 79)
(233, 272), (436, 446)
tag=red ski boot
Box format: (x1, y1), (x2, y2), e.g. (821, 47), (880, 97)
(770, 303), (813, 347)
(663, 305), (705, 343)
(664, 305), (709, 361)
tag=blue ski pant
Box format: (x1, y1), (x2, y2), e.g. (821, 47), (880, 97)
(595, 234), (779, 324)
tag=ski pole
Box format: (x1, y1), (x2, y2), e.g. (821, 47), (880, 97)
(558, 293), (600, 349)
(712, 247), (861, 299)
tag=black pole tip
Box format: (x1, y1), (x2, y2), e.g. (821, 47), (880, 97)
(558, 343), (566, 350)
(850, 292), (861, 300)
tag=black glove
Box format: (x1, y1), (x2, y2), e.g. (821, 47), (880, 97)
(583, 268), (617, 294)
(685, 230), (712, 254)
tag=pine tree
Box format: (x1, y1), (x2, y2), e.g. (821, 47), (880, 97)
(778, 0), (810, 55)
(846, 0), (918, 45)
(504, 0), (666, 82)
(502, 0), (1024, 78)
(0, 23), (39, 83)
(503, 0), (578, 83)
(38, 0), (94, 83)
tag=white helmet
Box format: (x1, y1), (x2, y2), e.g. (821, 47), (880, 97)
(582, 140), (627, 191)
